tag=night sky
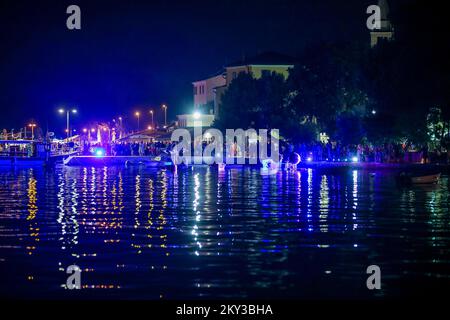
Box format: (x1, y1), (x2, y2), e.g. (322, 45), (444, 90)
(0, 0), (373, 133)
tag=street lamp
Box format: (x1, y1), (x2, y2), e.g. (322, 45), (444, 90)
(162, 104), (167, 126)
(135, 111), (140, 131)
(58, 108), (77, 140)
(193, 111), (201, 119)
(28, 123), (37, 140)
(149, 110), (154, 129)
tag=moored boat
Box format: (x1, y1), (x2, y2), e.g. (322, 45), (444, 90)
(397, 171), (441, 185)
(410, 173), (441, 184)
(64, 155), (172, 167)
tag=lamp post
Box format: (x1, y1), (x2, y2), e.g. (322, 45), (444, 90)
(117, 117), (123, 138)
(162, 104), (167, 127)
(28, 123), (37, 140)
(59, 108), (77, 140)
(135, 112), (140, 131)
(149, 110), (154, 129)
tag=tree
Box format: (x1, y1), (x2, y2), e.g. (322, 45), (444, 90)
(214, 71), (289, 130)
(286, 43), (371, 145)
(214, 72), (259, 130)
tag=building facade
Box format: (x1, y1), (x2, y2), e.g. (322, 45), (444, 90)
(187, 52), (296, 125)
(192, 73), (226, 114)
(177, 114), (215, 128)
(215, 52), (296, 117)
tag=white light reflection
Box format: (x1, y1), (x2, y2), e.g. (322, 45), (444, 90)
(352, 170), (358, 230)
(319, 175), (329, 233)
(192, 173), (202, 254)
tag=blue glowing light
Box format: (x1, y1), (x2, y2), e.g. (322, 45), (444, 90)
(95, 148), (105, 157)
(351, 156), (358, 162)
(306, 157), (312, 162)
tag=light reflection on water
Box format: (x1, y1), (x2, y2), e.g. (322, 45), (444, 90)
(0, 166), (449, 299)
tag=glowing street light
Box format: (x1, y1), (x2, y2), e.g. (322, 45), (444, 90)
(371, 109), (377, 115)
(58, 108), (78, 140)
(28, 123), (37, 140)
(135, 111), (141, 131)
(162, 104), (167, 126)
(149, 109), (154, 128)
(193, 111), (201, 119)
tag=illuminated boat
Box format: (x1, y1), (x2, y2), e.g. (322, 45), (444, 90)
(0, 140), (48, 166)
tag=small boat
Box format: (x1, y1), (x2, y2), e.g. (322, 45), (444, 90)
(397, 171), (441, 185)
(410, 173), (441, 184)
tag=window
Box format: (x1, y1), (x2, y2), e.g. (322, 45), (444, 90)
(232, 72), (237, 79)
(194, 86), (197, 95)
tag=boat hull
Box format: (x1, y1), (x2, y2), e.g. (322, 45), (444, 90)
(410, 173), (441, 184)
(64, 156), (172, 167)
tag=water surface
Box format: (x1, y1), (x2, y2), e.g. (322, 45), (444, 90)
(0, 165), (449, 299)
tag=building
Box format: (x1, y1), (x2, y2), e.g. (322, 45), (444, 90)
(216, 52), (296, 116)
(192, 72), (226, 114)
(224, 51), (295, 84)
(370, 0), (394, 47)
(186, 52), (296, 125)
(176, 113), (215, 128)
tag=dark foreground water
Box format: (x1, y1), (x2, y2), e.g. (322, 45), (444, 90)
(0, 165), (449, 299)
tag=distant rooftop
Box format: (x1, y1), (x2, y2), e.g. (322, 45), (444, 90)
(192, 69), (226, 84)
(226, 52), (297, 67)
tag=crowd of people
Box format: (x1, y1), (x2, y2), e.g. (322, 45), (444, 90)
(81, 140), (174, 157)
(290, 141), (450, 164)
(78, 138), (450, 165)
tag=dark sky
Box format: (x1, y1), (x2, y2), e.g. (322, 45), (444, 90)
(0, 0), (373, 133)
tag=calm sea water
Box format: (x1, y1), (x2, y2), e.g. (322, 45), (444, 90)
(0, 165), (449, 299)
